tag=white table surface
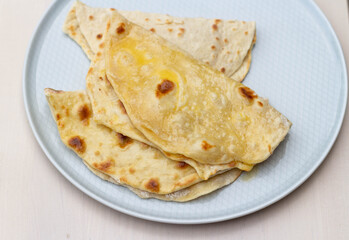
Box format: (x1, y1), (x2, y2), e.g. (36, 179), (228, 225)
(1, 0), (348, 239)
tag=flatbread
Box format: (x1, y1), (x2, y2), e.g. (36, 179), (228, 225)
(63, 1), (256, 81)
(45, 89), (242, 195)
(105, 12), (292, 165)
(64, 1), (256, 179)
(63, 2), (256, 179)
(63, 4), (94, 60)
(85, 34), (253, 180)
(86, 161), (241, 202)
(44, 88), (241, 201)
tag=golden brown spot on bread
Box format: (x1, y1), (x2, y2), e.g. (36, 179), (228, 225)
(238, 86), (258, 102)
(177, 32), (183, 37)
(94, 151), (100, 156)
(245, 31), (248, 35)
(237, 50), (240, 55)
(242, 21), (246, 24)
(211, 45), (216, 50)
(205, 61), (210, 65)
(96, 33), (103, 39)
(179, 28), (185, 33)
(89, 15), (94, 20)
(220, 67), (225, 73)
(176, 161), (189, 169)
(150, 28), (156, 33)
(88, 67), (93, 74)
(117, 133), (133, 148)
(226, 51), (231, 54)
(96, 52), (102, 57)
(93, 158), (115, 174)
(229, 161), (236, 167)
(116, 23), (125, 34)
(68, 136), (86, 154)
(202, 141), (214, 150)
(99, 42), (104, 48)
(145, 18), (149, 21)
(212, 24), (218, 31)
(120, 176), (128, 183)
(232, 28), (237, 31)
(65, 109), (69, 117)
(98, 108), (106, 114)
(214, 19), (222, 24)
(258, 101), (264, 107)
(106, 21), (111, 31)
(224, 38), (228, 43)
(78, 104), (91, 122)
(215, 37), (219, 41)
(156, 79), (175, 98)
(129, 168), (135, 174)
(68, 25), (76, 35)
(117, 100), (127, 114)
(110, 8), (115, 11)
(145, 178), (160, 192)
(168, 28), (173, 32)
(58, 121), (64, 128)
(268, 145), (272, 153)
(56, 114), (61, 120)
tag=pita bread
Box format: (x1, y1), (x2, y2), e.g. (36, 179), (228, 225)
(104, 12), (291, 165)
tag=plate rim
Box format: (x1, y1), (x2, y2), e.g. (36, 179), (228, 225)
(23, 0), (348, 224)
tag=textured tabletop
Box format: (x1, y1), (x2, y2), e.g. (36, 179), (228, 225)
(0, 0), (348, 239)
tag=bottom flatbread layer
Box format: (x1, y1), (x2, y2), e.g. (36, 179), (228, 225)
(45, 88), (241, 198)
(85, 161), (241, 202)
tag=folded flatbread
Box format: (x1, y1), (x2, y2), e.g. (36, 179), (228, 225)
(86, 163), (241, 202)
(45, 88), (241, 201)
(85, 35), (252, 180)
(104, 13), (291, 165)
(64, 2), (255, 179)
(64, 1), (256, 81)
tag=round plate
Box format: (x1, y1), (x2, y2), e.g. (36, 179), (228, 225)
(23, 0), (347, 224)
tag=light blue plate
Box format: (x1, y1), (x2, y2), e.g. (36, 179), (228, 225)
(23, 0), (347, 224)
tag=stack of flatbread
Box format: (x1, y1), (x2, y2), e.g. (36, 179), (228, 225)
(45, 1), (291, 202)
